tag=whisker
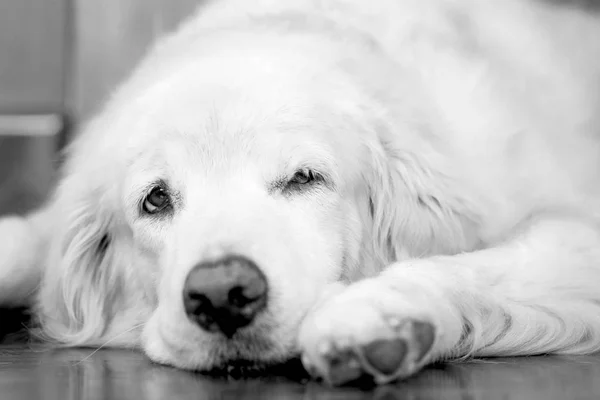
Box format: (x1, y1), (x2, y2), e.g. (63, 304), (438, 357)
(73, 322), (147, 365)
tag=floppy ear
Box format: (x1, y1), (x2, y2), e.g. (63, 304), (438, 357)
(364, 133), (483, 266)
(35, 179), (129, 346)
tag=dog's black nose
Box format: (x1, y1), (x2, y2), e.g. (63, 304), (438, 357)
(182, 255), (268, 337)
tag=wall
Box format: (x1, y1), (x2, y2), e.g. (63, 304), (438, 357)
(0, 0), (203, 214)
(70, 0), (203, 122)
(0, 0), (68, 213)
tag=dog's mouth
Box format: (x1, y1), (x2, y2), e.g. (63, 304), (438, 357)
(200, 357), (309, 381)
(200, 333), (308, 380)
(153, 316), (308, 380)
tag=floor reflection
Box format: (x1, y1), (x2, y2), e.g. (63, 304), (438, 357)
(1, 345), (599, 400)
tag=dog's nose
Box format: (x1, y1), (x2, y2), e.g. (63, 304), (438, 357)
(182, 255), (268, 337)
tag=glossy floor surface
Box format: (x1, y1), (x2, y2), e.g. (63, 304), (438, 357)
(0, 342), (598, 400)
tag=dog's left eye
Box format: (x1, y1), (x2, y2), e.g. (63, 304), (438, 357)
(142, 186), (171, 214)
(271, 168), (328, 195)
(289, 169), (318, 186)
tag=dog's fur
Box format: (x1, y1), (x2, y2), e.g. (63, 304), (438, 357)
(1, 0), (600, 385)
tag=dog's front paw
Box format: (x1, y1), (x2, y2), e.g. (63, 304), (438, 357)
(298, 280), (439, 386)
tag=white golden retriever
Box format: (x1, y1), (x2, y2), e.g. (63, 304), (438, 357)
(1, 0), (600, 386)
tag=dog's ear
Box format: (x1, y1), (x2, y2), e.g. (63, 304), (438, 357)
(364, 135), (482, 266)
(35, 177), (128, 345)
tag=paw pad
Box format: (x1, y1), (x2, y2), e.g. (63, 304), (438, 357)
(324, 348), (363, 385)
(411, 320), (436, 362)
(303, 318), (437, 386)
(362, 338), (408, 375)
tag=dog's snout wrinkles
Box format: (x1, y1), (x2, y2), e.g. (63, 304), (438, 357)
(182, 255), (268, 337)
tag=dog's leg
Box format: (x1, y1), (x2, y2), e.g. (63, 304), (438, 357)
(299, 214), (600, 385)
(0, 207), (53, 306)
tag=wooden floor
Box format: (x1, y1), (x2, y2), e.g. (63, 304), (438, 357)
(0, 341), (599, 400)
(1, 290), (600, 400)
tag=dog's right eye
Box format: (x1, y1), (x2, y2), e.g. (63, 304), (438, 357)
(142, 186), (171, 214)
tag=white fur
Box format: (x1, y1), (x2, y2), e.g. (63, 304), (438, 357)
(1, 0), (599, 384)
(0, 216), (42, 306)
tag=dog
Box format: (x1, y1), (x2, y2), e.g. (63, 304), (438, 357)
(1, 0), (600, 386)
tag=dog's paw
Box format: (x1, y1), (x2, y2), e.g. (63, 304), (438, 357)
(298, 280), (439, 386)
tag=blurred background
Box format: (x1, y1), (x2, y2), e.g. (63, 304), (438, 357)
(1, 0), (598, 217)
(0, 0), (204, 216)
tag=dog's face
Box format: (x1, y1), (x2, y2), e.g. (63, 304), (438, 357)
(41, 37), (397, 371)
(127, 57), (369, 369)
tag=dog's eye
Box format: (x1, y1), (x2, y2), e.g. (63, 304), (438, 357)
(143, 186), (170, 214)
(289, 169), (317, 186)
(273, 168), (328, 195)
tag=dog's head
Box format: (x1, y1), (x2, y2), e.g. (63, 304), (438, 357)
(35, 31), (476, 371)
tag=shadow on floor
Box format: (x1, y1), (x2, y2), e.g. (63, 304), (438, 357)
(0, 339), (599, 400)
